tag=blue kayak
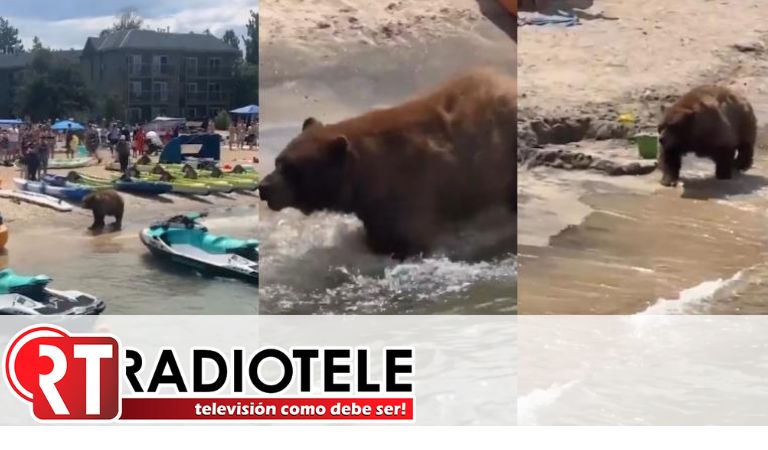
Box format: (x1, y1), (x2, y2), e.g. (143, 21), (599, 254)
(14, 178), (92, 203)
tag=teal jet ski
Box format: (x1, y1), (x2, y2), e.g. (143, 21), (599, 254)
(139, 213), (259, 285)
(0, 269), (105, 315)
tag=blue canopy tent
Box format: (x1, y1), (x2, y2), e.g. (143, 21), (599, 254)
(230, 104), (259, 116)
(160, 134), (221, 164)
(0, 119), (22, 125)
(51, 120), (85, 131)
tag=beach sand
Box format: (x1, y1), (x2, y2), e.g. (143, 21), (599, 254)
(518, 0), (768, 313)
(260, 0), (515, 126)
(0, 144), (259, 230)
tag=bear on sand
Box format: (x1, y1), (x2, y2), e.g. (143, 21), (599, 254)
(259, 68), (516, 259)
(82, 190), (125, 230)
(658, 85), (757, 187)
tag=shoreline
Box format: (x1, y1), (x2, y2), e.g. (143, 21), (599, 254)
(518, 0), (768, 314)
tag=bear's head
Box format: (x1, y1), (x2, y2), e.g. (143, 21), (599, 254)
(658, 104), (694, 154)
(82, 192), (96, 209)
(259, 117), (353, 215)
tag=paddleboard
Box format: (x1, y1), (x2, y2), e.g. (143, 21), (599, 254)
(0, 189), (73, 212)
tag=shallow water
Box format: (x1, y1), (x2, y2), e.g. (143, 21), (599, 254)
(257, 125), (516, 315)
(1, 199), (260, 314)
(519, 151), (768, 314)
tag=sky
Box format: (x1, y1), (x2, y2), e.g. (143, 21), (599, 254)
(0, 0), (259, 50)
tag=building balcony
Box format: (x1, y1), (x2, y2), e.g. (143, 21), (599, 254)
(129, 90), (172, 104)
(182, 91), (230, 104)
(128, 63), (176, 77)
(183, 67), (233, 78)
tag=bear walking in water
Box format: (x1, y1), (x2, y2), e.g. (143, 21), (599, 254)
(259, 68), (516, 259)
(82, 190), (125, 230)
(658, 85), (757, 187)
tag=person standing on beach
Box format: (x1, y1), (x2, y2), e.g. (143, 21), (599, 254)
(22, 146), (40, 181)
(85, 124), (102, 163)
(133, 126), (145, 157)
(228, 122), (237, 150)
(116, 134), (131, 177)
(237, 121), (246, 150)
(107, 124), (119, 156)
(64, 124), (74, 159)
(8, 126), (19, 160)
(37, 135), (50, 179)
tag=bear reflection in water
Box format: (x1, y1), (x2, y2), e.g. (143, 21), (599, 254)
(258, 68), (516, 260)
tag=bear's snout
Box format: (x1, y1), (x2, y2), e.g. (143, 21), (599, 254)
(258, 173), (291, 211)
(258, 178), (273, 200)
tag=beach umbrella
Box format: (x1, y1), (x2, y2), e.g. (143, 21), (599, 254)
(230, 104), (259, 115)
(51, 120), (85, 131)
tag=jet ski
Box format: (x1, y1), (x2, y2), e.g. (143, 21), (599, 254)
(0, 269), (106, 315)
(139, 213), (259, 285)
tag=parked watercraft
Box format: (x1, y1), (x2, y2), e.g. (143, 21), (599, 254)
(139, 213), (258, 285)
(0, 269), (105, 315)
(14, 178), (92, 203)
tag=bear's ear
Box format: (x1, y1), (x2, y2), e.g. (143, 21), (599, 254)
(666, 108), (693, 129)
(328, 135), (349, 163)
(302, 117), (323, 131)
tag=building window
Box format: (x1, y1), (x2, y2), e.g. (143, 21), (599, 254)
(208, 82), (221, 101)
(186, 107), (198, 119)
(131, 81), (142, 99)
(208, 57), (221, 75)
(129, 55), (142, 75)
(186, 57), (198, 76)
(153, 81), (168, 102)
(128, 108), (142, 123)
(153, 55), (169, 74)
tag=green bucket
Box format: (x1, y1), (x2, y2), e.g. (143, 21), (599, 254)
(635, 134), (658, 159)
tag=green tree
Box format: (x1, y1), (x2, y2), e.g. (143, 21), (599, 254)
(15, 50), (94, 121)
(222, 29), (240, 54)
(242, 10), (258, 64)
(31, 36), (43, 51)
(228, 63), (259, 109)
(214, 110), (231, 130)
(101, 95), (125, 123)
(100, 8), (144, 37)
(0, 17), (23, 53)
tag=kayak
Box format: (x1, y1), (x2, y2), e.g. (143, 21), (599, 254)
(13, 178), (92, 203)
(69, 172), (172, 195)
(0, 189), (72, 212)
(134, 172), (212, 196)
(115, 178), (173, 195)
(43, 174), (110, 191)
(149, 167), (234, 193)
(139, 213), (259, 285)
(0, 269), (105, 315)
(47, 157), (97, 170)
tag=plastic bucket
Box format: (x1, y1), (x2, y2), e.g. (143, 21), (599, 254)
(636, 134), (658, 159)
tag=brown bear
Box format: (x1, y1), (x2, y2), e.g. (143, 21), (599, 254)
(258, 68), (516, 259)
(658, 85), (757, 187)
(82, 190), (125, 230)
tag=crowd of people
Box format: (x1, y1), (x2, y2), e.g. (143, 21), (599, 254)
(0, 123), (56, 180)
(226, 120), (258, 151)
(1, 116), (259, 181)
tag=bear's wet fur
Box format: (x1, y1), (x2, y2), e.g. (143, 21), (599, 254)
(259, 68), (516, 259)
(658, 85), (757, 187)
(82, 189), (125, 230)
